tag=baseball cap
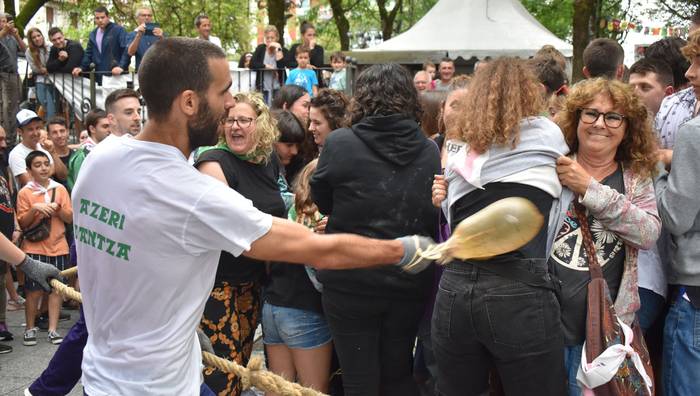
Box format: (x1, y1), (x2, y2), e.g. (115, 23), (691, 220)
(16, 109), (42, 127)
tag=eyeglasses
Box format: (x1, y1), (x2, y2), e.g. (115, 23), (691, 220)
(579, 108), (626, 128)
(223, 116), (254, 128)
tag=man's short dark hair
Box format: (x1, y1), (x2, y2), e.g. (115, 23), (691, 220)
(528, 57), (567, 95)
(94, 6), (109, 16)
(25, 150), (49, 169)
(296, 45), (310, 56)
(271, 84), (307, 110)
(48, 27), (62, 38)
(194, 14), (209, 28)
(645, 37), (689, 90)
(629, 58), (674, 88)
(105, 89), (140, 115)
(440, 57), (454, 65)
(350, 63), (421, 123)
(47, 116), (67, 131)
(138, 38), (226, 120)
(85, 109), (108, 135)
(583, 38), (624, 79)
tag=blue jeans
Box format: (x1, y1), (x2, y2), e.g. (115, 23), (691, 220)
(638, 287), (666, 333)
(35, 82), (56, 119)
(563, 344), (583, 396)
(262, 302), (332, 349)
(663, 293), (700, 396)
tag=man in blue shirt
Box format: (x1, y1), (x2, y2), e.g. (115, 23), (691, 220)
(122, 7), (164, 72)
(72, 6), (128, 84)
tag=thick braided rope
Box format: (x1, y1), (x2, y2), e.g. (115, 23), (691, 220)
(49, 269), (328, 396)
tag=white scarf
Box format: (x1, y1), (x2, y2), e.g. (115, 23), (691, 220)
(26, 179), (61, 203)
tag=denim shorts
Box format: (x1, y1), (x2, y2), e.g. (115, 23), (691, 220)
(262, 302), (332, 349)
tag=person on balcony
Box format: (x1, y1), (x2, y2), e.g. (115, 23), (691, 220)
(71, 6), (128, 84)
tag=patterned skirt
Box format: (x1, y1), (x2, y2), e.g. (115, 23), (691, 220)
(200, 281), (262, 396)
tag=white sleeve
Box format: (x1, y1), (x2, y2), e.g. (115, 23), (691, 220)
(8, 150), (26, 177)
(182, 182), (272, 257)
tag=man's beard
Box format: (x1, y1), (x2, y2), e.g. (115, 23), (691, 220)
(187, 99), (223, 151)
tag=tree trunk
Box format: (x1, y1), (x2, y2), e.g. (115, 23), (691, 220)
(3, 0), (15, 18)
(377, 0), (403, 40)
(328, 0), (350, 50)
(572, 0), (596, 83)
(268, 0), (286, 46)
(14, 0), (50, 35)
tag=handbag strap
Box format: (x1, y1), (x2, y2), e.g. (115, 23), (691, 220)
(50, 188), (56, 203)
(573, 200), (604, 280)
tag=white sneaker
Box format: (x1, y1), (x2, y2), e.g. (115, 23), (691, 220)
(48, 330), (63, 345)
(23, 327), (38, 346)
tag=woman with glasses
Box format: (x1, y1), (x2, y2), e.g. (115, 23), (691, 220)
(193, 92), (283, 396)
(552, 78), (660, 395)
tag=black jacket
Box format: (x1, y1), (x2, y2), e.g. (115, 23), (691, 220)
(310, 114), (440, 300)
(47, 40), (84, 74)
(250, 43), (288, 91)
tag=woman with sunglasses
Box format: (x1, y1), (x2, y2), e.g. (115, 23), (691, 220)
(193, 92), (282, 396)
(552, 78), (660, 395)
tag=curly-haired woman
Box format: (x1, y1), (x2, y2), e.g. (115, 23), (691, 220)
(194, 92), (283, 395)
(310, 63), (440, 396)
(552, 78), (661, 395)
(430, 58), (570, 396)
(309, 88), (349, 149)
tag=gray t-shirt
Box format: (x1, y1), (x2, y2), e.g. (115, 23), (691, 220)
(0, 35), (20, 72)
(549, 166), (626, 345)
(262, 50), (280, 91)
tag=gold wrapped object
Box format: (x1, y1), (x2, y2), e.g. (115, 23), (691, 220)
(421, 197), (544, 264)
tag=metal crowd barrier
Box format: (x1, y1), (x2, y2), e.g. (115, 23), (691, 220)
(45, 60), (358, 143)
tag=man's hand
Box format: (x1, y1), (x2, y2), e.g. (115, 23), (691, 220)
(71, 67), (82, 77)
(58, 50), (68, 61)
(657, 149), (673, 170)
(196, 328), (214, 355)
(40, 138), (55, 153)
(395, 235), (436, 274)
(135, 23), (146, 35)
(111, 66), (124, 76)
(18, 255), (60, 292)
(153, 28), (163, 38)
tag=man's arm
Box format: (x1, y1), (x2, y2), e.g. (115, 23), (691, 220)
(655, 123), (700, 235)
(127, 29), (143, 57)
(46, 47), (61, 73)
(244, 217), (404, 270)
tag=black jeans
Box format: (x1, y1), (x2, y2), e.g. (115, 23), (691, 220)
(322, 289), (426, 396)
(431, 260), (566, 396)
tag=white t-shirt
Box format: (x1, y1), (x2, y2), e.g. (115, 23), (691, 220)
(207, 35), (222, 48)
(8, 142), (54, 182)
(73, 137), (272, 395)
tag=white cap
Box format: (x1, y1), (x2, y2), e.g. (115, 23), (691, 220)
(16, 109), (42, 127)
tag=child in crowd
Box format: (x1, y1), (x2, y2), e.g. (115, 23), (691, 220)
(424, 60), (437, 89)
(286, 46), (318, 97)
(17, 151), (73, 346)
(329, 51), (346, 91)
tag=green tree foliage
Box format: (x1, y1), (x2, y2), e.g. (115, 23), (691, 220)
(652, 0), (700, 23)
(300, 0), (438, 52)
(20, 0), (253, 54)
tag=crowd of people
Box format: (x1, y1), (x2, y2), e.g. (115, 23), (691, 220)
(0, 4), (700, 396)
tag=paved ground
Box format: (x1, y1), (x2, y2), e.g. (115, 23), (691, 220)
(0, 305), (265, 396)
(0, 307), (83, 396)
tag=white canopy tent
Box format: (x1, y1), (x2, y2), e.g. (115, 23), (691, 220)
(352, 0), (573, 64)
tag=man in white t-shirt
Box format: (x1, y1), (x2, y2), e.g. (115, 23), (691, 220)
(194, 14), (222, 48)
(8, 109), (67, 187)
(69, 37), (431, 395)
